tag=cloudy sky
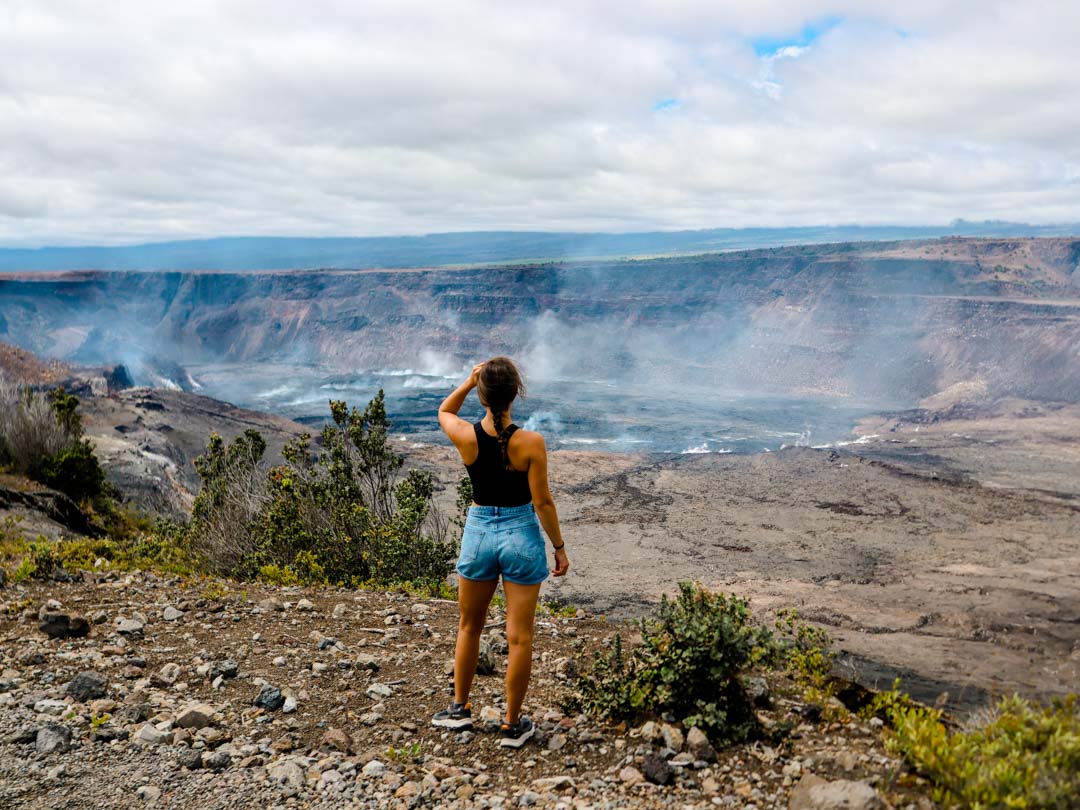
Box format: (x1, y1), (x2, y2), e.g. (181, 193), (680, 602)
(1, 1), (1078, 245)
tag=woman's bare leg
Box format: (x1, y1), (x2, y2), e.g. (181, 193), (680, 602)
(502, 579), (542, 724)
(454, 577), (499, 705)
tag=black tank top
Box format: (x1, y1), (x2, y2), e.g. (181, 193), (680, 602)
(465, 422), (532, 507)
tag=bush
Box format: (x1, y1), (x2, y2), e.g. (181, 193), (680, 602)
(38, 440), (109, 502)
(570, 582), (776, 744)
(884, 691), (1080, 809)
(187, 391), (455, 590)
(0, 375), (76, 478)
(0, 377), (112, 507)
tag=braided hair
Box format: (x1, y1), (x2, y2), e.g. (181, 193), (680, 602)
(476, 356), (526, 471)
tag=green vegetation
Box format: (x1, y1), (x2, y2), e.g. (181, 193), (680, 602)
(568, 582), (776, 745)
(0, 515), (200, 582)
(183, 392), (455, 591)
(872, 684), (1079, 809)
(1, 390), (456, 595)
(0, 380), (115, 514)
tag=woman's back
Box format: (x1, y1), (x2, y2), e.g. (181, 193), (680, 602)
(466, 421), (532, 507)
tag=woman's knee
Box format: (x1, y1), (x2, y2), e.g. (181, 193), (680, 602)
(506, 625), (534, 649)
(458, 614), (486, 636)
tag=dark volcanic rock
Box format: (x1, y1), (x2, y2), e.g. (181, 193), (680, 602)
(641, 751), (673, 785)
(65, 671), (108, 702)
(253, 684), (284, 711)
(208, 658), (239, 681)
(0, 487), (103, 539)
(39, 613), (91, 639)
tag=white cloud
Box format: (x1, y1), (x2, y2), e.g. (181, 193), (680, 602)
(0, 0), (1078, 245)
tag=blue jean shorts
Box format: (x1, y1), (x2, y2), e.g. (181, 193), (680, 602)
(456, 504), (548, 586)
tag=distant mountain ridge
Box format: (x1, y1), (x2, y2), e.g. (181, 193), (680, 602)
(2, 221), (1079, 271)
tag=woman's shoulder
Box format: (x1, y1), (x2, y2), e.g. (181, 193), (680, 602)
(510, 427), (546, 449)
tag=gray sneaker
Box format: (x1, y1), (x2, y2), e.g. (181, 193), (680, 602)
(498, 716), (535, 748)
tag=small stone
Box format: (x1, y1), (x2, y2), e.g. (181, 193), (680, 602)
(258, 598), (284, 612)
(332, 603), (349, 619)
(547, 732), (567, 752)
(359, 712), (382, 726)
(133, 724), (171, 746)
(178, 749), (203, 769)
(532, 775), (574, 791)
(162, 606), (184, 622)
(152, 663), (182, 687)
(642, 751), (673, 785)
(869, 717), (885, 730)
(39, 613), (90, 639)
(208, 659), (238, 681)
(282, 695), (297, 714)
(35, 724), (72, 753)
(476, 636), (498, 675)
(66, 671), (108, 702)
(296, 598), (315, 612)
(638, 720), (662, 742)
(35, 699), (68, 715)
(135, 785), (161, 802)
(619, 766), (644, 786)
(319, 728), (352, 753)
(789, 773), (886, 810)
(115, 617), (145, 635)
(686, 726), (715, 762)
(744, 675), (770, 706)
(836, 749), (860, 771)
(660, 722), (684, 752)
(395, 781), (420, 798)
(354, 653), (380, 671)
(175, 703), (215, 730)
(479, 705), (502, 723)
(365, 682), (393, 700)
(203, 750), (231, 771)
(253, 684), (285, 711)
(362, 759), (386, 778)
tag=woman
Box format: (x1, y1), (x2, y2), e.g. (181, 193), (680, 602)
(432, 356), (569, 748)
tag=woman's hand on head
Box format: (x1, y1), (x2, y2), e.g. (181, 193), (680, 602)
(552, 546), (569, 577)
(468, 362), (485, 387)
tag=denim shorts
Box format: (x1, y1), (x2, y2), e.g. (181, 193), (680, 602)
(456, 504), (548, 586)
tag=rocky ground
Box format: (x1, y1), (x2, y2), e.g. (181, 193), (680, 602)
(0, 573), (927, 810)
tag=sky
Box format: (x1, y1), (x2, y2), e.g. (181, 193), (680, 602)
(1, 1), (1078, 246)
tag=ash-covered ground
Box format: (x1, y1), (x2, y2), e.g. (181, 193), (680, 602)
(406, 398), (1080, 716)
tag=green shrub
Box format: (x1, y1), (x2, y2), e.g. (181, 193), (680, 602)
(885, 692), (1079, 809)
(187, 391), (455, 590)
(38, 440), (109, 502)
(570, 582), (776, 745)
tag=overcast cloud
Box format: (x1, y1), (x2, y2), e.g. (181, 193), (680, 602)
(1, 0), (1078, 245)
